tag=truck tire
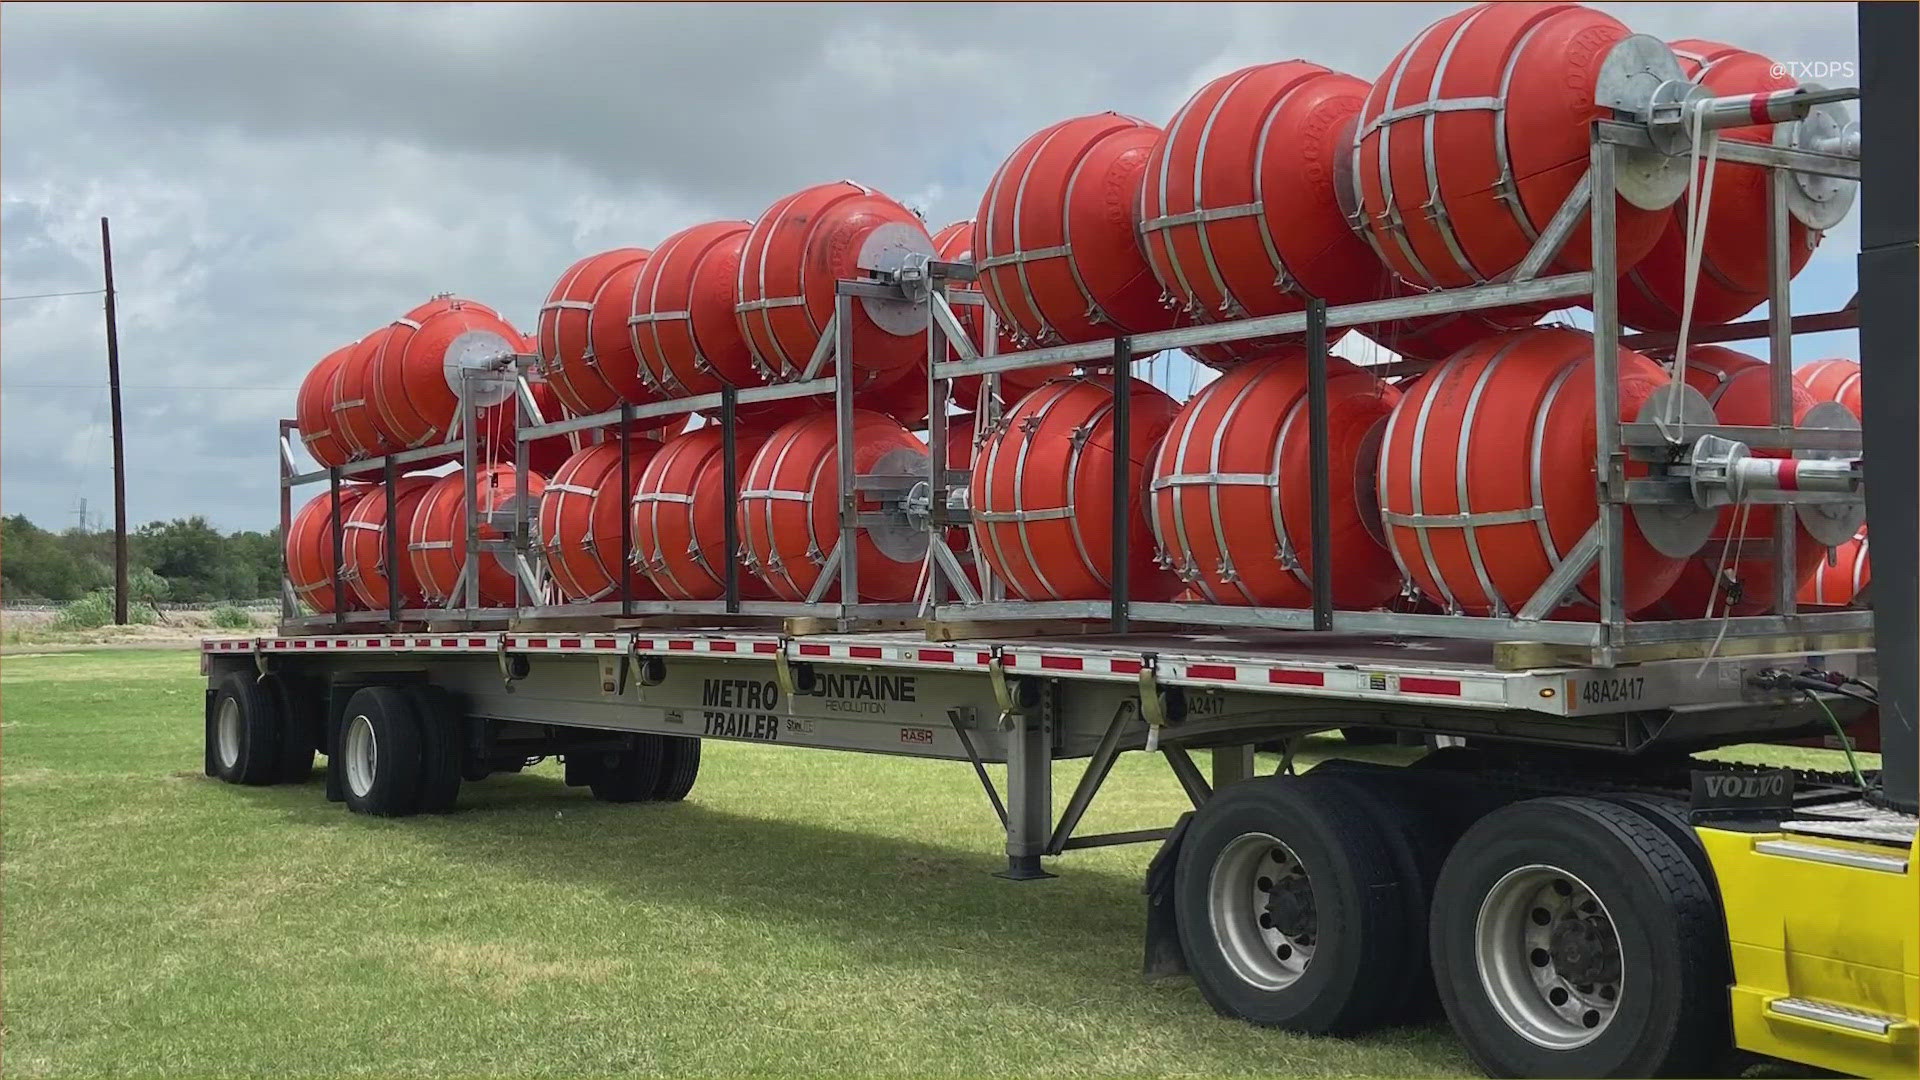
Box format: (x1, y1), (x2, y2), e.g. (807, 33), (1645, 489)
(1173, 774), (1413, 1035)
(1309, 770), (1460, 1022)
(586, 734), (669, 803)
(209, 673), (282, 786)
(652, 736), (701, 802)
(338, 686), (425, 817)
(404, 684), (464, 813)
(1430, 796), (1728, 1078)
(262, 673), (317, 784)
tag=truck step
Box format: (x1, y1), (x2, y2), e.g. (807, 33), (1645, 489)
(1768, 996), (1912, 1039)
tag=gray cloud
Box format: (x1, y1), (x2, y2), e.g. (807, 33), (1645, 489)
(0, 2), (1863, 532)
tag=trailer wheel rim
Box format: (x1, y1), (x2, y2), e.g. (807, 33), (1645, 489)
(1474, 863), (1623, 1050)
(216, 697), (242, 770)
(1207, 831), (1316, 990)
(344, 713), (378, 799)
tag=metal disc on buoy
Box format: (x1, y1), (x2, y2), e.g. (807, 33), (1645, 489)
(1377, 326), (1685, 617)
(976, 113), (1179, 349)
(1644, 347), (1824, 618)
(537, 439), (663, 602)
(286, 485), (375, 614)
(1618, 41), (1821, 332)
(409, 464), (547, 609)
(736, 182), (932, 390)
(1355, 3), (1670, 294)
(340, 475), (437, 612)
(971, 374), (1182, 602)
(1795, 357), (1862, 420)
(631, 425), (775, 602)
(373, 296), (521, 451)
(1150, 351), (1401, 608)
(738, 409), (930, 603)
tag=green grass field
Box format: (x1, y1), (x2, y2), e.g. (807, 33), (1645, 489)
(3, 650), (1877, 1077)
(2, 649), (1467, 1077)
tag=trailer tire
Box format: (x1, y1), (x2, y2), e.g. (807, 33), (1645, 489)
(338, 686), (424, 817)
(1173, 774), (1411, 1035)
(405, 685), (464, 813)
(263, 673), (317, 783)
(1309, 770), (1459, 1022)
(586, 734), (668, 803)
(210, 673), (282, 786)
(1431, 796), (1728, 1078)
(652, 736), (701, 802)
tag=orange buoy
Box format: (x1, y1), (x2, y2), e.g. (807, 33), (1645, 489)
(1647, 347), (1823, 617)
(739, 409), (929, 603)
(340, 475), (437, 611)
(537, 439), (663, 602)
(736, 182), (932, 392)
(330, 329), (396, 459)
(539, 249), (651, 417)
(931, 220), (1073, 408)
(1140, 62), (1383, 365)
(971, 374), (1182, 601)
(298, 343), (358, 468)
(286, 485), (376, 613)
(1150, 352), (1402, 608)
(1795, 357), (1862, 420)
(1378, 327), (1683, 616)
(372, 296), (522, 450)
(631, 425), (775, 601)
(1619, 41), (1820, 331)
(494, 333), (584, 476)
(1800, 526), (1869, 607)
(976, 114), (1179, 348)
(1355, 3), (1668, 292)
(632, 221), (760, 393)
(1360, 290), (1538, 363)
(940, 414), (981, 592)
(409, 465), (548, 608)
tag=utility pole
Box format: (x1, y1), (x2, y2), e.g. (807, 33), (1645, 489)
(101, 217), (129, 625)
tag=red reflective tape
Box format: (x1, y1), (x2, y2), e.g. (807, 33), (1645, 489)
(523, 637), (547, 649)
(753, 641), (778, 654)
(467, 637), (486, 648)
(849, 645), (884, 659)
(440, 638), (458, 647)
(976, 652), (994, 666)
(557, 637), (582, 649)
(293, 640), (309, 649)
(1269, 669), (1325, 687)
(709, 640), (738, 652)
(919, 649), (955, 663)
(798, 643), (830, 657)
(1110, 658), (1142, 674)
(593, 637), (618, 650)
(364, 638), (380, 648)
(1401, 676), (1462, 696)
(1187, 662), (1237, 681)
(633, 639), (655, 651)
(1777, 459), (1800, 490)
(390, 638), (407, 647)
(1748, 92), (1773, 125)
(668, 639), (695, 651)
(1040, 654), (1083, 671)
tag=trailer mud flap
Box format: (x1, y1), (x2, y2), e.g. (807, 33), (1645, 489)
(204, 686), (219, 777)
(1142, 810), (1194, 982)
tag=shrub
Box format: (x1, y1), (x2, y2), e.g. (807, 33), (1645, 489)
(210, 604), (255, 630)
(53, 589), (158, 630)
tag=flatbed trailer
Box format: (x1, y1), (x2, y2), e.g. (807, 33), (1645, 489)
(201, 6), (1919, 1077)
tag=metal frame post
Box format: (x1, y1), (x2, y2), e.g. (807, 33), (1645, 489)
(383, 456), (400, 626)
(925, 281), (953, 608)
(328, 466), (345, 628)
(1109, 335), (1133, 634)
(278, 420), (297, 623)
(997, 707), (1055, 881)
(834, 289), (860, 610)
(1305, 299), (1334, 631)
(618, 401), (634, 619)
(720, 386), (742, 614)
(513, 394), (532, 611)
(1589, 131), (1626, 655)
(1767, 172), (1800, 616)
(461, 370), (481, 616)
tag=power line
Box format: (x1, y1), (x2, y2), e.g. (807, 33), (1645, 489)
(2, 382), (297, 391)
(0, 288), (108, 302)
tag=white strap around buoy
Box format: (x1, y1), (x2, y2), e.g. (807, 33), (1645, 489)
(1660, 103), (1724, 443)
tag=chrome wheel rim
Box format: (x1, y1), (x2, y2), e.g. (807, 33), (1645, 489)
(1207, 832), (1316, 990)
(216, 697), (242, 770)
(1475, 864), (1624, 1049)
(343, 713), (378, 799)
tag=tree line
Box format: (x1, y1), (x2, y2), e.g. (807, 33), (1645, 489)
(2, 515), (281, 604)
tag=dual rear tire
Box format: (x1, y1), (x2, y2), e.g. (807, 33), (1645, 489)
(207, 672), (316, 785)
(1174, 774), (1730, 1076)
(335, 685), (464, 817)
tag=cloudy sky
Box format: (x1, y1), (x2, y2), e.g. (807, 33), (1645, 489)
(0, 2), (1862, 533)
